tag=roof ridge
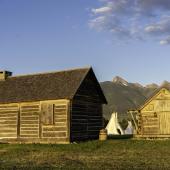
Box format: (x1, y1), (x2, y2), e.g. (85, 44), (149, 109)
(70, 68), (91, 99)
(9, 66), (91, 79)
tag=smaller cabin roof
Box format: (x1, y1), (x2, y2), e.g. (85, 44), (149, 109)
(135, 83), (170, 111)
(0, 67), (107, 104)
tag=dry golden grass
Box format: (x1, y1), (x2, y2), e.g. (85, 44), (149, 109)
(0, 139), (170, 169)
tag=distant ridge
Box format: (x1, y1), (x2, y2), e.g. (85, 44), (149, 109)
(145, 83), (159, 89)
(100, 77), (170, 120)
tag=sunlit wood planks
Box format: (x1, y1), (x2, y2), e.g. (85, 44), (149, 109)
(0, 104), (18, 138)
(20, 103), (40, 138)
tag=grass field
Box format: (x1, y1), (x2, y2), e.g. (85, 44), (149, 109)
(0, 139), (170, 169)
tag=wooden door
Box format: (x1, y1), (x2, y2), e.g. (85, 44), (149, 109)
(158, 112), (170, 134)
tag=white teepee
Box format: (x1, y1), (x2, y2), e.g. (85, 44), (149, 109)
(124, 121), (133, 134)
(106, 112), (124, 135)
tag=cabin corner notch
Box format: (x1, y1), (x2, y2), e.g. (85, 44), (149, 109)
(0, 70), (12, 80)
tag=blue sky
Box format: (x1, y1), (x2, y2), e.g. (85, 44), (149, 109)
(0, 0), (170, 85)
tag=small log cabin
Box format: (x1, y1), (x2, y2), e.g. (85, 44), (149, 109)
(131, 84), (170, 138)
(0, 67), (107, 143)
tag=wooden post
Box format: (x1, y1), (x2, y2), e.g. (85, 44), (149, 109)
(67, 100), (71, 143)
(39, 103), (42, 139)
(129, 111), (138, 132)
(17, 104), (20, 138)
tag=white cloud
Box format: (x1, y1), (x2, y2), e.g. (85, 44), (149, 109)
(89, 0), (170, 45)
(160, 37), (170, 45)
(145, 16), (170, 35)
(92, 6), (112, 14)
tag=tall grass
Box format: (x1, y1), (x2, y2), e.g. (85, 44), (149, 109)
(0, 140), (170, 169)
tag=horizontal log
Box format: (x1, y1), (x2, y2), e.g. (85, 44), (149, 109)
(88, 115), (102, 118)
(21, 105), (39, 109)
(21, 124), (39, 128)
(0, 114), (17, 118)
(54, 112), (66, 116)
(72, 108), (102, 113)
(0, 124), (17, 128)
(43, 132), (66, 138)
(20, 135), (38, 138)
(21, 127), (39, 131)
(71, 123), (88, 127)
(0, 120), (17, 124)
(42, 126), (67, 131)
(20, 112), (39, 116)
(0, 105), (18, 108)
(73, 109), (102, 113)
(20, 131), (39, 135)
(0, 134), (17, 137)
(71, 128), (87, 132)
(142, 120), (158, 123)
(88, 126), (102, 131)
(142, 123), (159, 126)
(72, 119), (88, 122)
(72, 115), (87, 119)
(88, 122), (103, 125)
(20, 121), (39, 124)
(143, 130), (159, 132)
(142, 117), (158, 119)
(71, 124), (87, 128)
(20, 109), (39, 112)
(54, 105), (67, 109)
(142, 122), (158, 126)
(0, 129), (17, 133)
(71, 134), (88, 138)
(55, 118), (67, 123)
(88, 118), (103, 121)
(0, 117), (17, 121)
(4, 136), (69, 142)
(0, 109), (18, 111)
(20, 117), (39, 121)
(54, 122), (66, 126)
(143, 131), (159, 134)
(55, 115), (67, 118)
(0, 110), (18, 114)
(54, 109), (66, 113)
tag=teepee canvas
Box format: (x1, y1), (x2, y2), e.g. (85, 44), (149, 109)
(124, 121), (133, 134)
(106, 112), (124, 135)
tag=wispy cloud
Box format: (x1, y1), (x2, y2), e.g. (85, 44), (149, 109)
(160, 36), (170, 45)
(88, 0), (170, 45)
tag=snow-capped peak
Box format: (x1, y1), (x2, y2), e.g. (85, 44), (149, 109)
(113, 76), (129, 86)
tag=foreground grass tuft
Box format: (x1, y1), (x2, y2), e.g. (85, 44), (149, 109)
(1, 140), (170, 169)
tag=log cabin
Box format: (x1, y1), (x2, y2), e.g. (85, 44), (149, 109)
(130, 84), (170, 138)
(0, 67), (107, 143)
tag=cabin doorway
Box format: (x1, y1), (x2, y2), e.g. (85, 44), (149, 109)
(158, 112), (170, 134)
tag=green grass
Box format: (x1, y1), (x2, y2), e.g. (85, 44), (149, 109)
(1, 139), (170, 169)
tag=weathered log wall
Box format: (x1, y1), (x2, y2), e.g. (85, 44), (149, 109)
(138, 88), (170, 136)
(71, 73), (103, 141)
(0, 99), (70, 143)
(0, 104), (18, 139)
(41, 100), (69, 142)
(20, 103), (40, 138)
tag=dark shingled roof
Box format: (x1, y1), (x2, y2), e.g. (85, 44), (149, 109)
(0, 67), (107, 104)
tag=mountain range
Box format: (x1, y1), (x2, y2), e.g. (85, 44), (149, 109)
(100, 76), (169, 120)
